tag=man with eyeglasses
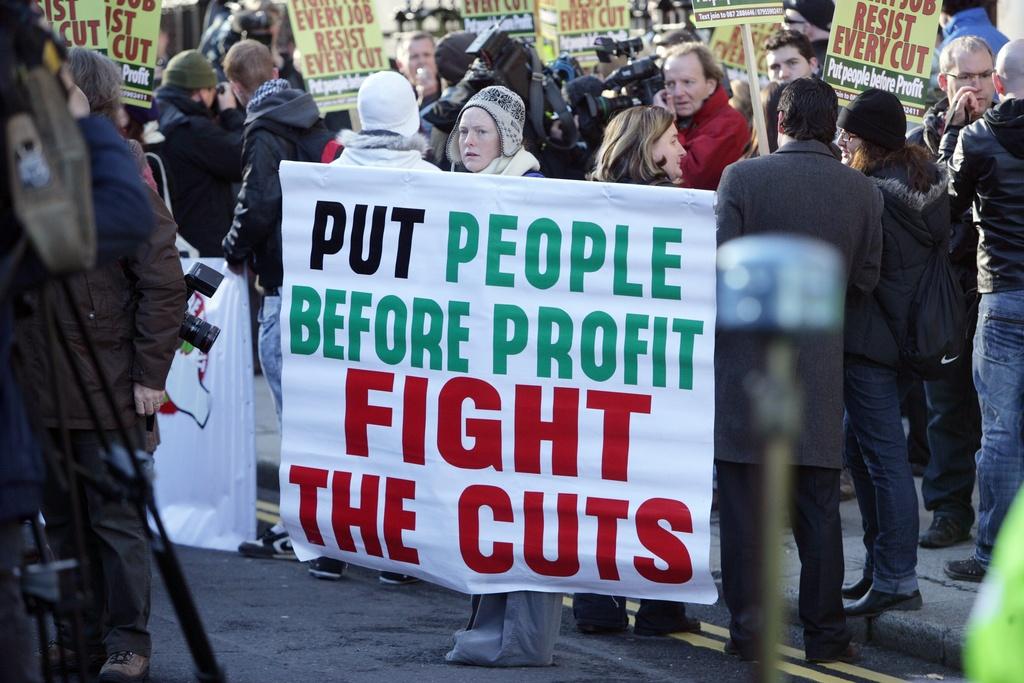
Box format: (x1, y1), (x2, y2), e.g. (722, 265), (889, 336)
(782, 0), (835, 70)
(904, 36), (994, 552)
(943, 38), (1024, 583)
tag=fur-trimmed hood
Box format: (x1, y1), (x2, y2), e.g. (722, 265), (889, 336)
(331, 129), (439, 171)
(871, 164), (949, 247)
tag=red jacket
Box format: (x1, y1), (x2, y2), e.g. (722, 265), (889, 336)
(677, 85), (750, 191)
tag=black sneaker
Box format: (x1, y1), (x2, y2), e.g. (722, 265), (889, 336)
(379, 571), (420, 585)
(237, 527), (296, 560)
(308, 557), (347, 581)
(944, 557), (987, 582)
(920, 516), (970, 548)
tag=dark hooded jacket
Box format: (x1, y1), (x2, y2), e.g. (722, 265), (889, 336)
(908, 97), (977, 291)
(155, 85), (244, 256)
(222, 88), (322, 290)
(845, 164), (950, 368)
(947, 97), (1024, 294)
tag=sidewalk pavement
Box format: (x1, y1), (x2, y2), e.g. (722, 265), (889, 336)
(252, 377), (977, 670)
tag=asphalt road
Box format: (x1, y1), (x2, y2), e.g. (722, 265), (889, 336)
(141, 541), (965, 683)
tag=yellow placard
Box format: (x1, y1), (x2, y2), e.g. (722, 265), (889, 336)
(38, 0), (108, 51)
(537, 0), (630, 67)
(823, 0), (941, 122)
(106, 0), (161, 108)
(289, 0), (388, 113)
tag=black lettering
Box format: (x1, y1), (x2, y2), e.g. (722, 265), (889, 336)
(391, 207), (426, 279)
(310, 200), (345, 270)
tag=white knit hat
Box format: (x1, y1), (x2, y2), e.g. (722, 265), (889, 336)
(358, 71), (420, 137)
(446, 86), (526, 164)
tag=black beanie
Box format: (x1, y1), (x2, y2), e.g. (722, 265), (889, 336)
(435, 31), (478, 85)
(837, 88), (906, 151)
(783, 0), (835, 31)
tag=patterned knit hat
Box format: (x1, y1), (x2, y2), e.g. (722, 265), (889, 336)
(446, 86), (526, 163)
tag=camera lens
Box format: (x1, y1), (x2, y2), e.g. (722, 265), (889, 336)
(180, 314), (221, 354)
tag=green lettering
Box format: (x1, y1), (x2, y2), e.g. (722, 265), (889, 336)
(672, 318), (704, 390)
(411, 297), (444, 370)
(651, 227), (682, 301)
(323, 288), (347, 360)
(524, 217), (561, 290)
(613, 225), (643, 297)
(348, 291), (372, 361)
(447, 300), (470, 373)
(652, 316), (668, 388)
(492, 303), (529, 375)
(623, 314), (649, 386)
(375, 295), (407, 365)
(446, 212), (479, 283)
(569, 221), (606, 293)
(581, 311), (617, 382)
(289, 285), (321, 355)
(536, 306), (573, 379)
(485, 214), (517, 288)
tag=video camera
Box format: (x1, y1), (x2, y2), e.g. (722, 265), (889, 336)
(423, 24), (580, 151)
(179, 263), (223, 353)
(575, 36), (664, 140)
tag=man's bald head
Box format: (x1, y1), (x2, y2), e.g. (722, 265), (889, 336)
(994, 39), (1024, 98)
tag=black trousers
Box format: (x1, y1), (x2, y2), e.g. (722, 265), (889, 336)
(717, 461), (851, 660)
(572, 593), (689, 633)
(43, 430), (152, 658)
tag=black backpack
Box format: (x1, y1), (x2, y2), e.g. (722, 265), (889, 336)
(245, 119), (343, 164)
(901, 242), (967, 380)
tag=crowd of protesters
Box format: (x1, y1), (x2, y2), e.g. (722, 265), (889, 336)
(2, 0), (1023, 679)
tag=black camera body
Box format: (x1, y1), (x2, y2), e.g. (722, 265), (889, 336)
(180, 263), (223, 354)
(579, 38), (664, 137)
(593, 36), (645, 63)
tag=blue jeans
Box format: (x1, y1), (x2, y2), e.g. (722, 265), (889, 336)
(972, 290), (1024, 566)
(844, 361), (920, 594)
(258, 294), (282, 425)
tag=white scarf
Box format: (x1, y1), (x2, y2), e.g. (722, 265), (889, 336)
(466, 147), (541, 176)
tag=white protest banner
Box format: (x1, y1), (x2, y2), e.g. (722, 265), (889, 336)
(278, 166), (717, 601)
(154, 260), (256, 551)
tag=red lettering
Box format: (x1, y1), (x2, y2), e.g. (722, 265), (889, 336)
(523, 492), (579, 577)
(634, 498), (694, 584)
(458, 484), (514, 573)
(331, 471), (382, 556)
(851, 0), (868, 31)
(383, 477), (419, 564)
(513, 385), (579, 477)
(344, 368), (394, 456)
(402, 375), (428, 465)
(437, 377), (502, 471)
(585, 497), (629, 580)
(586, 390), (652, 481)
(288, 465), (329, 545)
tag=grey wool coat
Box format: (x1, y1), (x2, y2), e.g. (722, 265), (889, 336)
(714, 139), (884, 469)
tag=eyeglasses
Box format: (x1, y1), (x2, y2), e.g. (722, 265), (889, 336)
(946, 70), (995, 83)
(837, 130), (859, 144)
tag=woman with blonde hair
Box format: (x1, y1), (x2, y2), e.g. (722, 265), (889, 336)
(589, 105), (686, 186)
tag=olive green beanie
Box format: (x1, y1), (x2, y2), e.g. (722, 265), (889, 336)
(163, 50), (217, 90)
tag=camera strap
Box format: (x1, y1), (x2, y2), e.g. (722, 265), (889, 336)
(527, 48), (579, 152)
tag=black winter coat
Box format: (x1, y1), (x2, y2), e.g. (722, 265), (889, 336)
(155, 86), (244, 256)
(222, 89), (322, 289)
(946, 97), (1024, 294)
(845, 165), (950, 368)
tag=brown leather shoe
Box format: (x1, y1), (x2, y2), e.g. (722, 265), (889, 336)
(98, 651), (150, 682)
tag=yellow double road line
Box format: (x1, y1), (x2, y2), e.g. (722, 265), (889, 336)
(562, 597), (904, 683)
(257, 499), (902, 682)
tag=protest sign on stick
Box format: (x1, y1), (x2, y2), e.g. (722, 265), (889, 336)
(288, 0), (388, 112)
(709, 21), (779, 83)
(823, 0), (940, 121)
(277, 164), (718, 602)
(691, 0), (784, 28)
(537, 0), (630, 66)
(463, 0), (536, 40)
(38, 0), (108, 51)
(105, 0), (161, 107)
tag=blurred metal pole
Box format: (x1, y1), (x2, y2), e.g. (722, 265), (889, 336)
(717, 235), (845, 683)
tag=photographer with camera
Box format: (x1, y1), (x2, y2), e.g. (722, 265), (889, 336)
(155, 49), (244, 256)
(654, 42), (749, 190)
(15, 48), (185, 683)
